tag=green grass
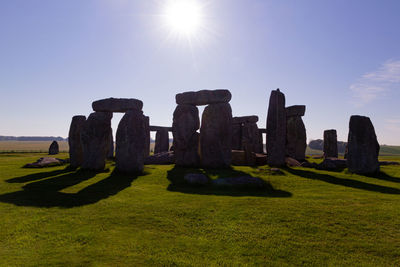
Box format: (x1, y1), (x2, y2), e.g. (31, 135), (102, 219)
(0, 153), (400, 266)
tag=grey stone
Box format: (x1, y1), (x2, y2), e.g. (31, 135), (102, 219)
(242, 122), (261, 153)
(92, 97), (143, 113)
(145, 151), (175, 165)
(324, 130), (338, 158)
(176, 89), (232, 106)
(286, 105), (306, 117)
(316, 158), (347, 171)
(184, 173), (210, 185)
(266, 89), (286, 166)
(24, 157), (68, 168)
(286, 116), (307, 161)
(232, 116), (259, 124)
(200, 103), (233, 168)
(347, 115), (380, 174)
(115, 109), (147, 173)
(81, 112), (113, 170)
(232, 123), (242, 150)
(144, 116), (150, 157)
(68, 115), (86, 168)
(48, 141), (59, 155)
(172, 104), (200, 166)
(154, 128), (169, 154)
(107, 129), (114, 159)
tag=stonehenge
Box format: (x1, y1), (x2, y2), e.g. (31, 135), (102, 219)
(323, 130), (338, 158)
(92, 98), (143, 113)
(68, 115), (86, 168)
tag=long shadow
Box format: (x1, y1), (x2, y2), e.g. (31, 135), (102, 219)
(286, 168), (400, 195)
(0, 169), (145, 208)
(6, 167), (73, 183)
(166, 166), (292, 197)
(365, 171), (400, 184)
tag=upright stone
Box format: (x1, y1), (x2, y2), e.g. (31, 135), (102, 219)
(200, 103), (233, 168)
(232, 123), (242, 150)
(81, 112), (113, 170)
(172, 104), (200, 166)
(242, 122), (261, 154)
(116, 109), (147, 173)
(107, 130), (114, 159)
(286, 116), (307, 161)
(48, 141), (59, 155)
(68, 115), (86, 168)
(144, 116), (150, 157)
(324, 129), (338, 158)
(347, 115), (380, 174)
(154, 128), (169, 154)
(266, 89), (286, 166)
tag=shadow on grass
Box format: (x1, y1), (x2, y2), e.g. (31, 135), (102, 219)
(365, 171), (400, 184)
(166, 166), (292, 197)
(0, 169), (145, 208)
(286, 168), (400, 194)
(6, 167), (74, 183)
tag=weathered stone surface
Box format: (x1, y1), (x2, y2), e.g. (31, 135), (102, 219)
(154, 128), (169, 154)
(200, 103), (232, 168)
(286, 116), (307, 161)
(68, 115), (86, 168)
(144, 116), (150, 157)
(145, 151), (175, 165)
(285, 157), (301, 167)
(48, 141), (59, 155)
(232, 123), (242, 150)
(92, 98), (143, 113)
(184, 173), (210, 185)
(115, 109), (147, 173)
(172, 104), (200, 166)
(107, 130), (114, 159)
(176, 89), (232, 106)
(81, 112), (113, 170)
(324, 129), (338, 158)
(24, 157), (68, 168)
(242, 122), (262, 154)
(232, 116), (258, 124)
(347, 115), (380, 174)
(286, 105), (306, 117)
(149, 126), (172, 132)
(266, 89), (286, 166)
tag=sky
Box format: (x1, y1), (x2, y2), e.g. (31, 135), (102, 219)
(0, 0), (399, 144)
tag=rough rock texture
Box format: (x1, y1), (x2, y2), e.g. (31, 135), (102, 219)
(232, 123), (242, 150)
(232, 116), (259, 124)
(81, 112), (113, 171)
(24, 157), (68, 168)
(184, 173), (210, 186)
(266, 89), (286, 166)
(347, 115), (380, 174)
(286, 116), (307, 161)
(286, 105), (306, 117)
(107, 130), (114, 159)
(242, 122), (262, 154)
(176, 89), (232, 106)
(144, 151), (175, 165)
(172, 104), (200, 166)
(149, 126), (172, 132)
(285, 157), (301, 167)
(231, 150), (266, 166)
(200, 103), (233, 168)
(68, 115), (86, 168)
(324, 130), (338, 158)
(144, 116), (150, 157)
(92, 97), (143, 113)
(154, 128), (169, 154)
(48, 141), (59, 155)
(115, 109), (147, 173)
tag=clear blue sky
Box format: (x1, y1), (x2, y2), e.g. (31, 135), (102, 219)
(1, 0), (399, 144)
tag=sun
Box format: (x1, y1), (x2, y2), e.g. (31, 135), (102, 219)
(164, 0), (203, 36)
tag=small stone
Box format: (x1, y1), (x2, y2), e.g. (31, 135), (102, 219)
(92, 98), (143, 113)
(48, 141), (59, 155)
(24, 157), (67, 168)
(176, 89), (232, 106)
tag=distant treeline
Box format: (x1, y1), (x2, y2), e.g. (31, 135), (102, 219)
(308, 139), (347, 154)
(0, 136), (67, 141)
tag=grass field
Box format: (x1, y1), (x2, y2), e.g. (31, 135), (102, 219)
(0, 153), (400, 266)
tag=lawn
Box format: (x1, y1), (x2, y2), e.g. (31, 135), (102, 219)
(0, 153), (400, 266)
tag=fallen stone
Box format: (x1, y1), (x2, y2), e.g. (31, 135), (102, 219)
(316, 158), (347, 171)
(92, 97), (143, 113)
(68, 115), (86, 168)
(232, 116), (259, 124)
(145, 151), (175, 165)
(184, 173), (210, 186)
(300, 161), (318, 168)
(48, 141), (59, 155)
(347, 115), (380, 174)
(24, 157), (68, 168)
(176, 89), (232, 106)
(266, 89), (286, 166)
(285, 157), (301, 167)
(212, 176), (266, 188)
(286, 105), (306, 117)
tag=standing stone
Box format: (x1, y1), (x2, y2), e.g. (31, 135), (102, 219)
(286, 116), (307, 161)
(81, 112), (113, 171)
(144, 116), (150, 157)
(107, 130), (114, 159)
(347, 115), (380, 174)
(200, 103), (233, 168)
(172, 104), (200, 166)
(154, 128), (169, 154)
(232, 123), (243, 150)
(324, 130), (338, 158)
(258, 130), (264, 154)
(68, 115), (86, 168)
(116, 109), (147, 173)
(266, 89), (286, 166)
(242, 122), (261, 154)
(48, 141), (59, 155)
